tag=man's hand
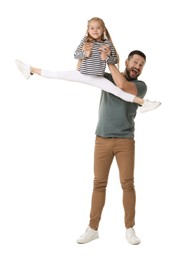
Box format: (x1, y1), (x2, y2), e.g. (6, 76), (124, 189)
(99, 44), (111, 61)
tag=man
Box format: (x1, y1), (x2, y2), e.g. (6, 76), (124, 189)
(14, 47), (154, 245)
(76, 50), (148, 245)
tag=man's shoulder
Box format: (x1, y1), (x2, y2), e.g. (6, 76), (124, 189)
(132, 79), (147, 98)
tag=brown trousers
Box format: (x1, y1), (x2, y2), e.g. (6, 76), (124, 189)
(89, 136), (136, 229)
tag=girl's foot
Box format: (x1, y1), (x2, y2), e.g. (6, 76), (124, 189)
(15, 59), (32, 79)
(140, 100), (161, 113)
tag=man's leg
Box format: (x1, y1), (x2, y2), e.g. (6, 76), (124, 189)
(77, 137), (114, 244)
(114, 138), (135, 228)
(89, 136), (114, 230)
(114, 138), (140, 244)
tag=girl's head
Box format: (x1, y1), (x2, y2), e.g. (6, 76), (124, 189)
(86, 17), (112, 42)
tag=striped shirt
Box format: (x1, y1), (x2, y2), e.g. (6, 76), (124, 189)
(74, 37), (118, 76)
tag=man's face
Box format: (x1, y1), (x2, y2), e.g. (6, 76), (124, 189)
(125, 54), (145, 80)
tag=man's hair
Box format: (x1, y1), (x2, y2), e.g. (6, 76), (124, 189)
(128, 50), (146, 62)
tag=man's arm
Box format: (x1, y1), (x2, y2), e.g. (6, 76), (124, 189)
(108, 64), (138, 96)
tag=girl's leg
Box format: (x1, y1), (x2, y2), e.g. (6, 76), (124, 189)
(31, 67), (41, 75)
(40, 69), (136, 102)
(16, 62), (161, 110)
(133, 96), (144, 105)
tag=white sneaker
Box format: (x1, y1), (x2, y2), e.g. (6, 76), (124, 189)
(76, 226), (99, 244)
(15, 59), (32, 79)
(126, 228), (141, 245)
(140, 99), (161, 113)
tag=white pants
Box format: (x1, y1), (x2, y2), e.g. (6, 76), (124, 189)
(41, 70), (135, 102)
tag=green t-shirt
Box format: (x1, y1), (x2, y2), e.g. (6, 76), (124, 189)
(95, 73), (147, 138)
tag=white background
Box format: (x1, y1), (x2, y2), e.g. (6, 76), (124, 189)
(0, 0), (181, 259)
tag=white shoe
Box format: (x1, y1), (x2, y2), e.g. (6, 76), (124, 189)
(140, 99), (161, 113)
(15, 59), (32, 79)
(76, 226), (99, 244)
(126, 228), (141, 245)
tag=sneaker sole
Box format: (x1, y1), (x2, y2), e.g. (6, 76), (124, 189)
(15, 59), (31, 79)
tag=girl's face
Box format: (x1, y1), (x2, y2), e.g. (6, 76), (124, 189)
(87, 20), (105, 41)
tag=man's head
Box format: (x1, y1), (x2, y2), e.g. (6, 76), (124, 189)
(124, 50), (146, 80)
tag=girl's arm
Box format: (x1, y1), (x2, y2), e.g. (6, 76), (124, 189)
(74, 37), (93, 59)
(105, 41), (118, 65)
(74, 37), (86, 60)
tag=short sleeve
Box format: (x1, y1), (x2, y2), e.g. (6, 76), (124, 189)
(133, 80), (147, 98)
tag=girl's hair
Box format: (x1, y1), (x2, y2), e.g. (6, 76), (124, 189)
(86, 17), (120, 68)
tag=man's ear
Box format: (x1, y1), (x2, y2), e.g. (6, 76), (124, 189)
(125, 59), (128, 66)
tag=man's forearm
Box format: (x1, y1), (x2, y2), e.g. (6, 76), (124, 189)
(108, 64), (126, 89)
(108, 64), (138, 95)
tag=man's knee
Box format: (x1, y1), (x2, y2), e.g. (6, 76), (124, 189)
(121, 178), (135, 191)
(93, 179), (107, 192)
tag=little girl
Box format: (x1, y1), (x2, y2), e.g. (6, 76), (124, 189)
(15, 17), (161, 113)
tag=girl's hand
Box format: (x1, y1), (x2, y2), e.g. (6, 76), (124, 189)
(82, 42), (93, 57)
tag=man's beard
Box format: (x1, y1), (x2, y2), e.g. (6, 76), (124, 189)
(125, 68), (138, 80)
